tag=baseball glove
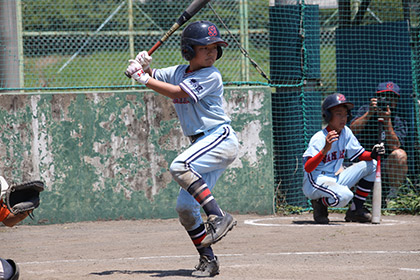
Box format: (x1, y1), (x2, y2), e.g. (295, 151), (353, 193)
(5, 180), (44, 216)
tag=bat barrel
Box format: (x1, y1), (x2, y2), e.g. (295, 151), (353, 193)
(371, 156), (382, 224)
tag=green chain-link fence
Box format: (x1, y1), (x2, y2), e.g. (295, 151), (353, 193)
(1, 0), (419, 210)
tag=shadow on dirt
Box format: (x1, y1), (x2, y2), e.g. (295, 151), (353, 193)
(90, 269), (194, 277)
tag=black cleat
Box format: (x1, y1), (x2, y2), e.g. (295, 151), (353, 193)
(201, 213), (237, 247)
(311, 199), (329, 224)
(192, 255), (220, 277)
(345, 207), (372, 223)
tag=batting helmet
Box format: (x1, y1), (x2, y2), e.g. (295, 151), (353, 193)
(322, 93), (354, 122)
(181, 20), (228, 61)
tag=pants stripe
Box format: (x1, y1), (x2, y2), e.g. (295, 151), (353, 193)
(308, 173), (340, 207)
(185, 127), (230, 168)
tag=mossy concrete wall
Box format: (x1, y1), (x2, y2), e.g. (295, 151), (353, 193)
(0, 86), (274, 224)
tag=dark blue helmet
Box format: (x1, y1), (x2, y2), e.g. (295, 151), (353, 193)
(181, 20), (228, 61)
(322, 93), (354, 122)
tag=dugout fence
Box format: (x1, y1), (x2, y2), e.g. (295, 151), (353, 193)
(0, 0), (419, 213)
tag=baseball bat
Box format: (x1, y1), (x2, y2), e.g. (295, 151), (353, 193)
(371, 117), (385, 224)
(125, 0), (211, 78)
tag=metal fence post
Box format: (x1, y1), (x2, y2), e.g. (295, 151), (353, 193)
(128, 0), (135, 85)
(239, 0), (249, 82)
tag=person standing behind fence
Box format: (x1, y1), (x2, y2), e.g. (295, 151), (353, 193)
(350, 82), (408, 203)
(125, 20), (238, 277)
(302, 93), (385, 224)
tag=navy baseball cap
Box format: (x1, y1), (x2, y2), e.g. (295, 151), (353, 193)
(376, 81), (400, 97)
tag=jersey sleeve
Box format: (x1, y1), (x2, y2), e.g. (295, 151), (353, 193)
(179, 67), (222, 104)
(344, 127), (365, 161)
(152, 65), (183, 83)
(303, 131), (326, 160)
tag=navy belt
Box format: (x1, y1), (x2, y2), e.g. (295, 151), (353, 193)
(189, 132), (204, 143)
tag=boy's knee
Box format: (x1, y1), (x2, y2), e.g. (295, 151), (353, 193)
(175, 204), (199, 230)
(337, 188), (354, 208)
(169, 160), (184, 178)
(170, 161), (201, 190)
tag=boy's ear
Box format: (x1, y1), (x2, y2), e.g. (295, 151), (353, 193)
(181, 45), (195, 61)
(322, 110), (331, 123)
(216, 46), (223, 60)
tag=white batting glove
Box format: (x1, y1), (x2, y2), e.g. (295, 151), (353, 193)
(126, 59), (142, 76)
(127, 59), (150, 84)
(135, 51), (152, 70)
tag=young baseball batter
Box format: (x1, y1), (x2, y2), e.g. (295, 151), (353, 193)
(302, 93), (384, 224)
(126, 21), (238, 277)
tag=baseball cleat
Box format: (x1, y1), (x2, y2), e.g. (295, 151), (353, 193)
(345, 207), (372, 223)
(311, 199), (329, 224)
(201, 213), (237, 247)
(192, 255), (220, 277)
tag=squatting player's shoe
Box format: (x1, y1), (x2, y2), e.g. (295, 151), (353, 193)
(201, 213), (237, 247)
(191, 255), (220, 277)
(311, 199), (329, 224)
(345, 207), (372, 223)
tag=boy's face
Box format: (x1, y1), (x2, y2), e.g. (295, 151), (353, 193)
(329, 105), (348, 132)
(190, 43), (219, 70)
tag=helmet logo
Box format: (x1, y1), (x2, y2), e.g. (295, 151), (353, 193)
(337, 94), (346, 101)
(386, 82), (394, 90)
(208, 25), (218, 36)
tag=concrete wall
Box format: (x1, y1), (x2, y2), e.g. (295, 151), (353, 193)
(0, 86), (274, 224)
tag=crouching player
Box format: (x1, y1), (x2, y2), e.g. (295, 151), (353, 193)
(302, 93), (385, 224)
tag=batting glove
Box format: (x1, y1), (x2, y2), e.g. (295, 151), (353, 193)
(371, 143), (385, 160)
(126, 60), (150, 84)
(135, 51), (152, 70)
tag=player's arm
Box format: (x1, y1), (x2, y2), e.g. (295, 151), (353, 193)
(1, 199), (31, 227)
(304, 152), (324, 173)
(126, 59), (189, 99)
(358, 143), (385, 161)
(358, 151), (373, 161)
(2, 211), (32, 227)
(304, 130), (338, 173)
(146, 78), (189, 99)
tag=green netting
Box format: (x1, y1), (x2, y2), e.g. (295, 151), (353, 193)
(1, 0), (270, 89)
(269, 0), (420, 209)
(0, 0), (419, 210)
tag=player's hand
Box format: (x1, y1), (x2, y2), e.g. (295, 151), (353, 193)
(135, 51), (152, 70)
(126, 59), (142, 76)
(127, 60), (150, 84)
(371, 143), (385, 160)
(323, 130), (339, 154)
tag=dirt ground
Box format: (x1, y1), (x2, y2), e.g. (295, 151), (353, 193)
(1, 213), (420, 280)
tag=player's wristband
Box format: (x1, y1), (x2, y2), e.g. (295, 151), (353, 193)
(132, 69), (150, 85)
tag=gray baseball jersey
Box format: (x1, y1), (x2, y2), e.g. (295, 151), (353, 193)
(152, 65), (231, 136)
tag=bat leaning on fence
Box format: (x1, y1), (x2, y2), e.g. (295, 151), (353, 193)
(125, 0), (211, 78)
